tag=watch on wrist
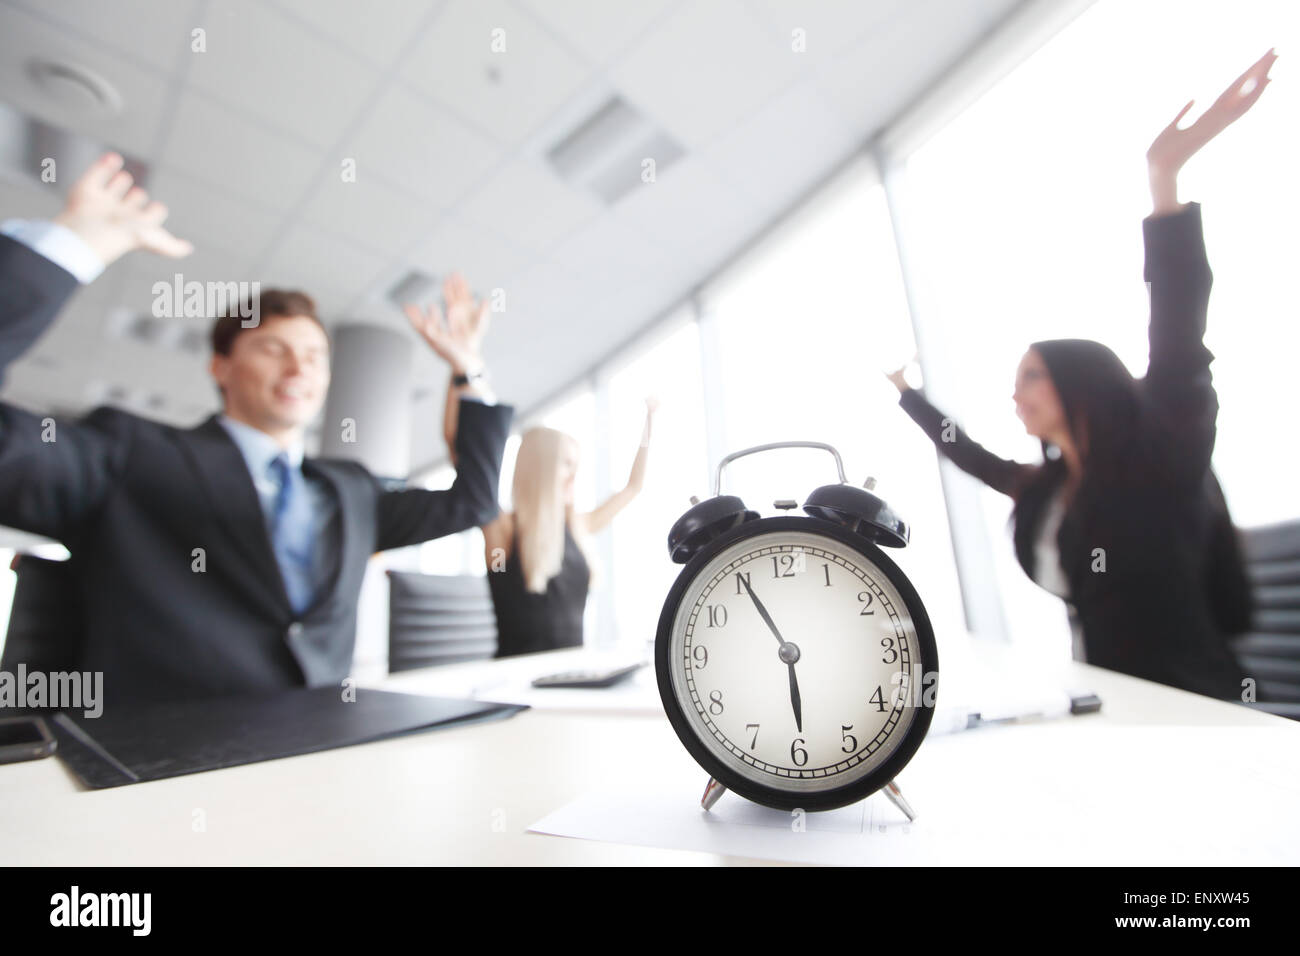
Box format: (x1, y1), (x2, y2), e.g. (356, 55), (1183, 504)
(452, 367), (486, 387)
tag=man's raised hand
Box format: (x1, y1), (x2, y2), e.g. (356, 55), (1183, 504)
(403, 272), (491, 376)
(53, 152), (194, 265)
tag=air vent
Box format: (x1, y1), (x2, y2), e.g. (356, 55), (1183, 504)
(546, 96), (684, 205)
(27, 59), (123, 115)
(0, 101), (148, 192)
(388, 269), (436, 308)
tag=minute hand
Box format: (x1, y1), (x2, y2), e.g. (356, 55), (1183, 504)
(739, 574), (803, 733)
(739, 574), (786, 647)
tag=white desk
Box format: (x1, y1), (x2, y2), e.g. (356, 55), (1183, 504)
(1, 645), (1296, 865)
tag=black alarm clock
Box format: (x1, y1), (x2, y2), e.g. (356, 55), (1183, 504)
(655, 442), (938, 816)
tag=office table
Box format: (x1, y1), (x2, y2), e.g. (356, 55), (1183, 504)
(1, 645), (1296, 865)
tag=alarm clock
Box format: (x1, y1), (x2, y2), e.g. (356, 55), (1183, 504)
(655, 441), (938, 817)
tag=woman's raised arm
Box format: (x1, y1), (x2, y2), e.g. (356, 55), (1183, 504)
(886, 365), (1031, 498)
(577, 397), (657, 536)
(1142, 49), (1276, 481)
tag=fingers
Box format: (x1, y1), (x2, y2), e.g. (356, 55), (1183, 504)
(1169, 99), (1195, 128)
(403, 302), (438, 338)
(124, 186), (150, 210)
(139, 199), (170, 224)
(147, 228), (195, 259)
(82, 151), (125, 190)
(417, 303), (448, 340)
(443, 271), (469, 308)
(1216, 48), (1278, 112)
(1234, 47), (1278, 88)
(105, 168), (134, 200)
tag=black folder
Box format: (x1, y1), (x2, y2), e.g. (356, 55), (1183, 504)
(48, 687), (526, 789)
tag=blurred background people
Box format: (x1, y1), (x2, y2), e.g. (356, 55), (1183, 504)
(409, 276), (660, 658)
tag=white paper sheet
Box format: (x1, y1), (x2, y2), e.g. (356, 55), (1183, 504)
(528, 722), (1300, 865)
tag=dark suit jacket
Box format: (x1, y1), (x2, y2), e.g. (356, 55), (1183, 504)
(0, 234), (513, 703)
(898, 203), (1248, 700)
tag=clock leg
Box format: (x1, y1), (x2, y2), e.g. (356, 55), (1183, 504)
(701, 776), (727, 810)
(881, 779), (917, 822)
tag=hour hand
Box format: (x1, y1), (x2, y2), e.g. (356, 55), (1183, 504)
(787, 662), (803, 733)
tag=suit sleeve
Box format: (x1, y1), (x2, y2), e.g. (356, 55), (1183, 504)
(1142, 201), (1217, 483)
(0, 233), (80, 385)
(373, 398), (514, 551)
(898, 387), (1028, 497)
(0, 235), (131, 540)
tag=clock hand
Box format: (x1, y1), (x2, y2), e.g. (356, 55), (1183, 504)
(739, 574), (804, 732)
(738, 573), (786, 647)
(787, 662), (803, 733)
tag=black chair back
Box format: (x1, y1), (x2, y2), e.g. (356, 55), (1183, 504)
(1, 554), (84, 674)
(386, 570), (497, 672)
(1233, 520), (1300, 719)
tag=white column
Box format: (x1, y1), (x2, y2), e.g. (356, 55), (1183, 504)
(320, 325), (413, 478)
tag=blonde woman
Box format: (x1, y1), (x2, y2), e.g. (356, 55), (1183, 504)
(406, 276), (657, 657)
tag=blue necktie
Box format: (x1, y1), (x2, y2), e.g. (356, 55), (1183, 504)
(268, 452), (316, 615)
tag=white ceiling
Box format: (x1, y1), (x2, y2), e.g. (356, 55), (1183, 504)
(0, 0), (1023, 467)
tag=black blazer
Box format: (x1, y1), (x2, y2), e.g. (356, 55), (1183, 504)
(0, 235), (513, 703)
(898, 203), (1248, 700)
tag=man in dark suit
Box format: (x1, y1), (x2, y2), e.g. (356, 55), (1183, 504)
(0, 153), (513, 704)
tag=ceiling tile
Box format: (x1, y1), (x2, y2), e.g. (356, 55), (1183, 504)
(815, 0), (1018, 129)
(404, 213), (535, 295)
(610, 0), (810, 150)
(515, 0), (682, 66)
(611, 155), (768, 271)
(259, 224), (392, 321)
(746, 0), (913, 66)
(548, 209), (691, 293)
(298, 169), (443, 260)
(271, 0), (435, 67)
(454, 157), (602, 253)
(696, 79), (859, 213)
(145, 167), (285, 264)
(400, 0), (592, 147)
(185, 0), (383, 148)
(5, 0), (202, 73)
(341, 83), (502, 208)
(158, 93), (320, 210)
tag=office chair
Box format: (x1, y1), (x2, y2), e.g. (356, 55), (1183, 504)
(386, 570), (497, 672)
(1, 553), (85, 675)
(1232, 519), (1300, 720)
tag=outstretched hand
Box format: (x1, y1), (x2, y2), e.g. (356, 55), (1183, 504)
(884, 352), (919, 393)
(640, 396), (659, 447)
(404, 272), (491, 375)
(53, 152), (193, 265)
(1148, 48), (1277, 179)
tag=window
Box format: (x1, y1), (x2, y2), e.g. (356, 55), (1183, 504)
(893, 0), (1300, 651)
(700, 159), (969, 650)
(604, 316), (710, 652)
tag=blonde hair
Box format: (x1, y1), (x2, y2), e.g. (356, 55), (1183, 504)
(512, 427), (598, 594)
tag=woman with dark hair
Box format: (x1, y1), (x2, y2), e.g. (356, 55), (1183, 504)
(887, 49), (1276, 700)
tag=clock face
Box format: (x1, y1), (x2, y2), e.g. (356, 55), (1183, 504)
(658, 520), (936, 808)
